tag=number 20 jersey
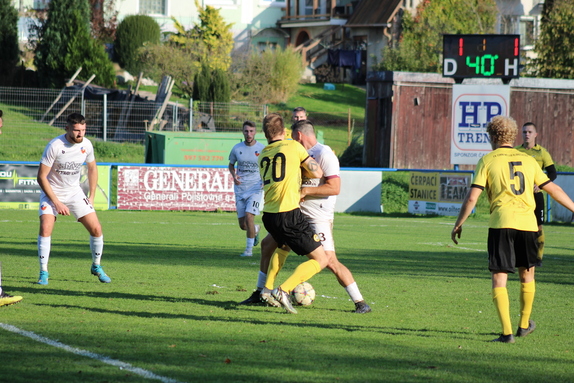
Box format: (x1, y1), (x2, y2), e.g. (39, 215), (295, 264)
(259, 139), (309, 213)
(472, 147), (550, 231)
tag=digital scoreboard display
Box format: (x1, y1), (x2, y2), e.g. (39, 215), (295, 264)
(443, 34), (520, 79)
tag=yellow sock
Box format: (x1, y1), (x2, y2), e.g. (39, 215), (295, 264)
(264, 249), (289, 290)
(519, 281), (536, 329)
(537, 229), (545, 260)
(279, 259), (321, 292)
(492, 287), (512, 335)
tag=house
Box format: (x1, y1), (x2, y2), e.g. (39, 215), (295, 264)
(14, 0), (547, 79)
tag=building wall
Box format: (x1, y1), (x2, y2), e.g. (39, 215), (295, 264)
(365, 71), (574, 170)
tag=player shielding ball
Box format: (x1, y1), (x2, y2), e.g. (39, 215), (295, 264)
(36, 113), (111, 285)
(452, 115), (574, 343)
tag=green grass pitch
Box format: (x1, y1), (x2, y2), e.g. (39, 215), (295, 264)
(1, 210), (573, 382)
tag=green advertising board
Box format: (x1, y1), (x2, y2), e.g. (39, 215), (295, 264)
(145, 131), (323, 166)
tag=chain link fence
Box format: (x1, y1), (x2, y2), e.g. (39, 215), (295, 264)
(0, 86), (267, 143)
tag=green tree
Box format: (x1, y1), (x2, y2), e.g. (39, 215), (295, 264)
(115, 15), (160, 75)
(376, 0), (497, 73)
(193, 0), (233, 71)
(192, 61), (212, 101)
(34, 0), (115, 88)
(532, 0), (574, 78)
(210, 68), (231, 103)
(0, 0), (19, 81)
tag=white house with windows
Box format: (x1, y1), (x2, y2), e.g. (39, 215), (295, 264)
(14, 0), (547, 69)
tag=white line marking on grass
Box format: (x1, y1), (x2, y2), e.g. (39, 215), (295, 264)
(0, 323), (186, 383)
(420, 242), (486, 252)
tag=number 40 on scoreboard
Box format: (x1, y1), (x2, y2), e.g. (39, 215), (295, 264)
(443, 34), (520, 80)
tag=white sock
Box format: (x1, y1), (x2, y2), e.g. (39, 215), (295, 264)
(257, 271), (267, 290)
(245, 237), (254, 252)
(345, 282), (364, 303)
(38, 235), (51, 272)
(90, 235), (104, 265)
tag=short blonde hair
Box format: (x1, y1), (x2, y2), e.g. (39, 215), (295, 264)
(486, 115), (517, 145)
(263, 113), (285, 140)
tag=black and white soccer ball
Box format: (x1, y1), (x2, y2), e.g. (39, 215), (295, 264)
(290, 282), (315, 306)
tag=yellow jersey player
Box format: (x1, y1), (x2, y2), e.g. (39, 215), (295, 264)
(515, 122), (557, 259)
(258, 113), (328, 314)
(452, 115), (574, 343)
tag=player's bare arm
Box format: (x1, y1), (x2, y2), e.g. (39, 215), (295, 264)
(301, 176), (340, 199)
(452, 187), (482, 244)
(37, 164), (70, 215)
(86, 160), (98, 205)
(301, 157), (323, 179)
(228, 163), (240, 185)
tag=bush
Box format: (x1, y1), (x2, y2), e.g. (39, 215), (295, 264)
(115, 15), (160, 75)
(338, 135), (363, 167)
(381, 171), (410, 213)
(138, 43), (200, 97)
(232, 46), (303, 104)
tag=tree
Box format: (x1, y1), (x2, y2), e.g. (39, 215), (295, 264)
(532, 0), (574, 79)
(193, 0), (234, 72)
(192, 62), (212, 101)
(0, 0), (20, 81)
(34, 0), (115, 88)
(115, 15), (161, 75)
(376, 0), (497, 73)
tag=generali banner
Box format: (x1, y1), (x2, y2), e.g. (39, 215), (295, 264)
(117, 166), (235, 211)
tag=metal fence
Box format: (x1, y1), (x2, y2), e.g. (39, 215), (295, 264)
(0, 86), (267, 144)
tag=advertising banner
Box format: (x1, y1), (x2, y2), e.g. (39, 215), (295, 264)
(451, 84), (510, 165)
(408, 171), (472, 216)
(0, 164), (111, 210)
(117, 166), (235, 211)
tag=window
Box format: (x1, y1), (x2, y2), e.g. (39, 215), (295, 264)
(519, 17), (535, 47)
(140, 0), (166, 15)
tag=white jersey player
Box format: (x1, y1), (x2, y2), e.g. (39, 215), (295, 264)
(228, 121), (265, 257)
(36, 113), (110, 285)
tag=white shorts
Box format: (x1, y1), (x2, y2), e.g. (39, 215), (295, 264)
(235, 190), (263, 218)
(39, 188), (95, 221)
(310, 219), (335, 252)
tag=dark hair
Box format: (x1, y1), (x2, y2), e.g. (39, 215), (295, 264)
(243, 120), (256, 129)
(291, 119), (315, 136)
(67, 113), (86, 126)
(263, 113), (284, 139)
(522, 122), (537, 131)
(0, 110), (3, 118)
(293, 107), (307, 114)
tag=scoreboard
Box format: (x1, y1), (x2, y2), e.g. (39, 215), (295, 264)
(443, 35), (520, 80)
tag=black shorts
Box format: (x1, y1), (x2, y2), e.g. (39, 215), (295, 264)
(534, 192), (544, 226)
(262, 209), (322, 256)
(487, 228), (541, 273)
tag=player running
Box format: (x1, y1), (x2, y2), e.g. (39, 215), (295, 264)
(228, 121), (265, 257)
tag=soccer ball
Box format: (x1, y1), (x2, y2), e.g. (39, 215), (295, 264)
(290, 282), (315, 306)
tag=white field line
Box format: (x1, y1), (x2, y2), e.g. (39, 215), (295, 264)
(0, 323), (186, 383)
(420, 241), (486, 252)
